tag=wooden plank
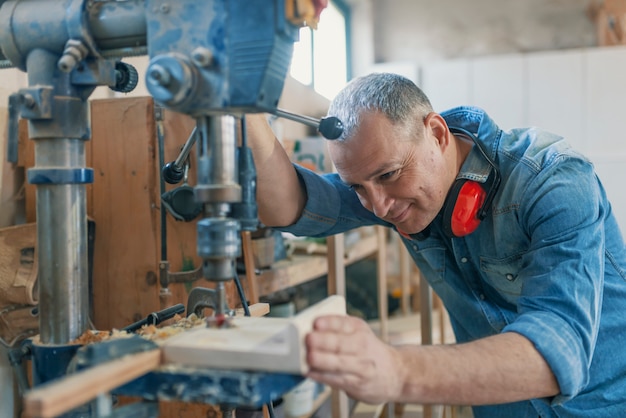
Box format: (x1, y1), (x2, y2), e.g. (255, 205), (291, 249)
(326, 234), (345, 297)
(420, 272), (434, 418)
(1, 70), (27, 227)
(22, 349), (162, 418)
(162, 295), (346, 374)
(0, 107), (19, 227)
(375, 226), (388, 343)
(399, 242), (412, 315)
(256, 254), (329, 296)
(90, 97), (161, 330)
(331, 389), (350, 418)
(235, 302), (269, 317)
(241, 231), (260, 304)
(18, 119), (36, 223)
(325, 236), (349, 418)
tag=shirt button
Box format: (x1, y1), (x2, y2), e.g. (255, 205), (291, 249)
(506, 274), (514, 281)
(461, 257), (468, 263)
(479, 293), (485, 300)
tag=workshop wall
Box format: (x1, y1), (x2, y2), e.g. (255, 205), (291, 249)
(359, 0), (597, 73)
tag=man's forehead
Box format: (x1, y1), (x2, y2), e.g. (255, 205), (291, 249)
(330, 140), (402, 184)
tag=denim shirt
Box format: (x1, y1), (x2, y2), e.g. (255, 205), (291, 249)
(280, 106), (626, 418)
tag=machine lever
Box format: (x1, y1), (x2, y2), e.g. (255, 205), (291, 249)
(161, 127), (197, 184)
(274, 108), (343, 140)
(122, 303), (185, 333)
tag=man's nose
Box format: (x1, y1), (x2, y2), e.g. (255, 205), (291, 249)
(367, 185), (392, 218)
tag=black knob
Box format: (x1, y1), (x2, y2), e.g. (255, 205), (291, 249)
(161, 162), (184, 184)
(110, 61), (139, 93)
(319, 116), (344, 140)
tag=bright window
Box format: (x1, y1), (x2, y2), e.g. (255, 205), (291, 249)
(290, 1), (350, 100)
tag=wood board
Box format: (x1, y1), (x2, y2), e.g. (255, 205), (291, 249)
(162, 295), (346, 374)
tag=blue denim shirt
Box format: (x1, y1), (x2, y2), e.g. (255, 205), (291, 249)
(280, 107), (626, 417)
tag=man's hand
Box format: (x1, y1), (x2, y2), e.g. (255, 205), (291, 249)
(305, 315), (404, 404)
(305, 315), (560, 406)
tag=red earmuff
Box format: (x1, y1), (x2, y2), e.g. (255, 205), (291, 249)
(442, 179), (487, 238)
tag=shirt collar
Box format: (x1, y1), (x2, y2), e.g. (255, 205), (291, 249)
(441, 106), (501, 185)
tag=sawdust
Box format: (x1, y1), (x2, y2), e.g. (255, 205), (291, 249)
(69, 313), (205, 345)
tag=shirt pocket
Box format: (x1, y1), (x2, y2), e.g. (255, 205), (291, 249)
(480, 253), (525, 304)
(414, 246), (447, 285)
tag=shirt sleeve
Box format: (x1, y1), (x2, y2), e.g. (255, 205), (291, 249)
(275, 164), (385, 237)
(502, 156), (605, 404)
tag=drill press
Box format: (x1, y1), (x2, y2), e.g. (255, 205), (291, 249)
(0, 0), (334, 415)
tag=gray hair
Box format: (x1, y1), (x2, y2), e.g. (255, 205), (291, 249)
(328, 72), (434, 141)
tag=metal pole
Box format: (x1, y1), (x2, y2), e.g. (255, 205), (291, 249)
(27, 48), (90, 344)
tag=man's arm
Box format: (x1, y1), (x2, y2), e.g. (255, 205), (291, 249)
(306, 315), (559, 405)
(245, 114), (307, 227)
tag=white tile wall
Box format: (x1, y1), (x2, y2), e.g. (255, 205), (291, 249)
(421, 46), (626, 233)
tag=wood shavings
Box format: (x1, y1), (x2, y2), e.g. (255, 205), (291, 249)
(69, 330), (110, 345)
(69, 314), (206, 345)
(135, 314), (205, 342)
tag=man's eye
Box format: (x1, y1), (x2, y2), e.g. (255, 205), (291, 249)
(349, 184), (362, 191)
(380, 170), (397, 180)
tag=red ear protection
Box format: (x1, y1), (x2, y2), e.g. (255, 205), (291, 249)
(442, 179), (487, 238)
(441, 127), (501, 239)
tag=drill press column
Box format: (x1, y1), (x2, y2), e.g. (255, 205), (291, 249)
(25, 48), (91, 344)
(195, 115), (242, 316)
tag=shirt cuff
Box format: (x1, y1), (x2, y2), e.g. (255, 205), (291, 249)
(274, 164), (342, 237)
(503, 312), (589, 404)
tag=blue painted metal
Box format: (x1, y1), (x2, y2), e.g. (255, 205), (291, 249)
(30, 340), (81, 386)
(0, 0), (71, 71)
(116, 368), (303, 408)
(27, 168), (94, 185)
(145, 0), (299, 114)
(29, 340), (93, 417)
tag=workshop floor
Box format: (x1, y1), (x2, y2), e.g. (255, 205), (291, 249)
(350, 403), (474, 418)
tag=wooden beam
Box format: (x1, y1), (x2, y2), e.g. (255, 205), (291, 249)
(241, 231), (260, 305)
(22, 350), (162, 418)
(235, 302), (270, 317)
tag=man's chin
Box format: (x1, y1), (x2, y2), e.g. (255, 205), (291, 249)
(396, 223), (431, 239)
(396, 221), (429, 235)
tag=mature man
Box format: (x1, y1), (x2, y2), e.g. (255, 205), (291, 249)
(247, 72), (626, 417)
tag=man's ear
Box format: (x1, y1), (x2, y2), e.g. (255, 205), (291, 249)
(424, 112), (450, 148)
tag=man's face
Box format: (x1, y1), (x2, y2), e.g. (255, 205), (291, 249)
(329, 111), (453, 235)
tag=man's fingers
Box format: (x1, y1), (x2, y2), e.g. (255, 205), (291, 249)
(312, 314), (370, 333)
(307, 330), (358, 355)
(307, 343), (375, 373)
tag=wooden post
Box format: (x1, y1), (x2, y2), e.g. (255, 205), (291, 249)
(376, 226), (388, 343)
(399, 240), (412, 315)
(326, 234), (349, 418)
(241, 231), (260, 305)
(420, 270), (434, 418)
